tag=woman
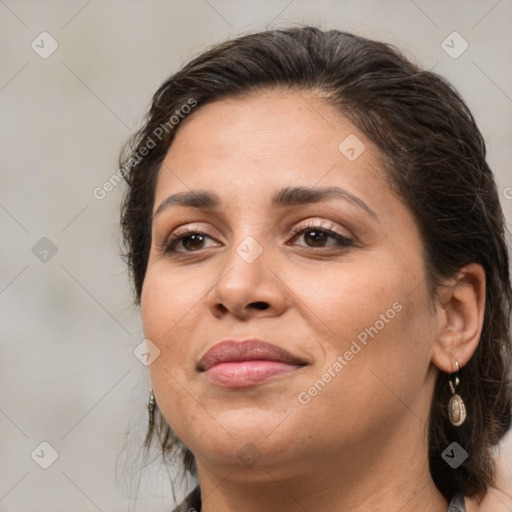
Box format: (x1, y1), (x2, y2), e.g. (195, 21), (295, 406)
(119, 26), (512, 511)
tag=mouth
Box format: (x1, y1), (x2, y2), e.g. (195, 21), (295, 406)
(197, 339), (308, 388)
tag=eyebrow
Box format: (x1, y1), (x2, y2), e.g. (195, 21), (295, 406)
(154, 190), (220, 216)
(153, 185), (377, 220)
(272, 186), (377, 219)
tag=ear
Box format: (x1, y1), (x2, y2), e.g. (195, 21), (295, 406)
(431, 263), (486, 373)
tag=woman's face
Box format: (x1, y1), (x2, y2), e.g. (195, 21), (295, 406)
(141, 89), (440, 478)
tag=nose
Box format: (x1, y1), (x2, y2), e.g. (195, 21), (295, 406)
(206, 239), (288, 320)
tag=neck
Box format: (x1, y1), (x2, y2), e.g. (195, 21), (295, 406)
(194, 418), (449, 512)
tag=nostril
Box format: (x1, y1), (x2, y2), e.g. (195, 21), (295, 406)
(213, 301), (270, 316)
(251, 301), (269, 310)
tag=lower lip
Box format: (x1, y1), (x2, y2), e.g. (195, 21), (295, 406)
(204, 360), (302, 388)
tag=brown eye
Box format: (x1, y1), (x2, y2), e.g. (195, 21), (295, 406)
(303, 229), (329, 247)
(179, 234), (206, 251)
(165, 231), (219, 254)
(290, 226), (353, 249)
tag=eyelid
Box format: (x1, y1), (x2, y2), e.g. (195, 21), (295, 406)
(289, 219), (352, 239)
(168, 223), (207, 238)
(157, 223), (216, 253)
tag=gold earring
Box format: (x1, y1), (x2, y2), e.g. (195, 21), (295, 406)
(448, 362), (466, 427)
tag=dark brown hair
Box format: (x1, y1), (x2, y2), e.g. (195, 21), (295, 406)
(120, 26), (512, 501)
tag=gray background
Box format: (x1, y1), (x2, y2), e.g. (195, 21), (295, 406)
(1, 1), (511, 511)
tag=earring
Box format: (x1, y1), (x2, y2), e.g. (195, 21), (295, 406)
(148, 388), (155, 415)
(448, 362), (466, 427)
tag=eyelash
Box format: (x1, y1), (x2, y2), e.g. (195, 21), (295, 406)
(163, 221), (353, 254)
(288, 222), (353, 249)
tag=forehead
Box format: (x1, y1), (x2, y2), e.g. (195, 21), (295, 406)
(154, 89), (392, 211)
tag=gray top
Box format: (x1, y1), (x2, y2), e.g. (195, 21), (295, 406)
(171, 486), (466, 511)
(447, 492), (467, 512)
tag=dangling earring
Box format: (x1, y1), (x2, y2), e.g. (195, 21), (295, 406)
(148, 388), (156, 416)
(144, 388), (157, 445)
(448, 361), (466, 427)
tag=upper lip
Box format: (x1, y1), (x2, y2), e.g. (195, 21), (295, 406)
(197, 339), (308, 371)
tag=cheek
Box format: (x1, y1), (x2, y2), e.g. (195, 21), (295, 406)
(285, 254), (416, 345)
(302, 296), (434, 439)
(291, 252), (434, 392)
(140, 267), (203, 380)
(141, 269), (208, 440)
(338, 279), (434, 414)
(141, 264), (204, 338)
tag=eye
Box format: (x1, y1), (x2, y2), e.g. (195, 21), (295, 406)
(164, 229), (220, 253)
(162, 221), (353, 255)
(288, 221), (353, 249)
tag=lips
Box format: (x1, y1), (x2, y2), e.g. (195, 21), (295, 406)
(197, 339), (307, 371)
(197, 339), (308, 388)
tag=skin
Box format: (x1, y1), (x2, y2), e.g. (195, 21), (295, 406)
(141, 89), (485, 512)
